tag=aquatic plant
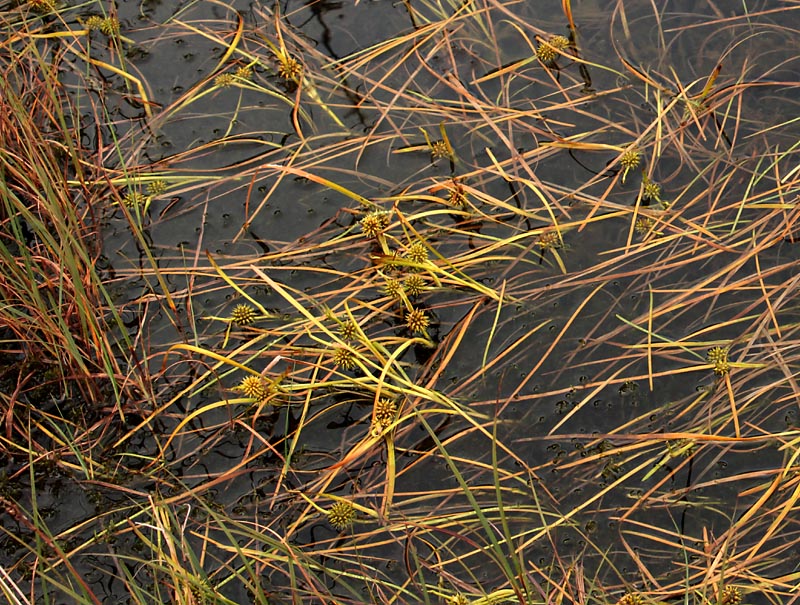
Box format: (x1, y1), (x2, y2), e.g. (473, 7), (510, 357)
(98, 16), (119, 36)
(146, 179), (168, 196)
(122, 190), (147, 208)
(405, 307), (429, 333)
(214, 72), (236, 88)
(327, 500), (356, 531)
(372, 398), (397, 433)
(619, 147), (642, 183)
(384, 277), (403, 300)
(360, 211), (391, 239)
(404, 241), (428, 265)
(616, 594), (644, 605)
(237, 375), (270, 401)
(536, 34), (570, 65)
(338, 319), (358, 341)
(3, 0), (800, 603)
(707, 346), (730, 376)
(230, 303), (257, 326)
(331, 346), (357, 370)
(404, 274), (426, 297)
(721, 585), (742, 605)
(28, 0), (56, 13)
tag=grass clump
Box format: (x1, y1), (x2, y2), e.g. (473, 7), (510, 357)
(3, 0), (800, 603)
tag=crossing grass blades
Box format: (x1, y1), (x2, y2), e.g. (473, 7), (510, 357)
(1, 0), (800, 604)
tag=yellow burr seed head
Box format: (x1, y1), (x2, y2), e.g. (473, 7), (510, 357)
(404, 274), (426, 297)
(332, 347), (357, 370)
(406, 308), (429, 333)
(616, 594), (644, 605)
(230, 304), (257, 326)
(327, 500), (356, 530)
(238, 376), (269, 402)
(707, 346), (730, 375)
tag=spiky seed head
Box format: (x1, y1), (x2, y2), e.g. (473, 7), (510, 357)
(707, 346), (728, 363)
(147, 180), (167, 196)
(616, 594), (644, 605)
(536, 44), (557, 64)
(374, 398), (397, 428)
(404, 274), (425, 297)
(721, 585), (742, 605)
(338, 320), (358, 341)
(671, 438), (695, 457)
(384, 278), (403, 300)
(360, 214), (382, 238)
(214, 73), (235, 88)
(536, 35), (569, 64)
(99, 16), (120, 35)
(29, 0), (56, 13)
(635, 217), (655, 235)
(230, 304), (257, 326)
(406, 307), (429, 333)
(620, 148), (641, 171)
(430, 140), (450, 160)
(277, 56), (302, 81)
(619, 147), (642, 184)
(448, 183), (469, 208)
(84, 15), (104, 30)
(238, 376), (269, 401)
(538, 230), (562, 250)
(707, 346), (730, 375)
(405, 241), (428, 264)
(327, 501), (356, 530)
(234, 65), (253, 81)
(360, 211), (391, 239)
(123, 190), (147, 208)
(449, 594), (470, 605)
(332, 347), (357, 370)
(188, 582), (205, 604)
(643, 180), (661, 201)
